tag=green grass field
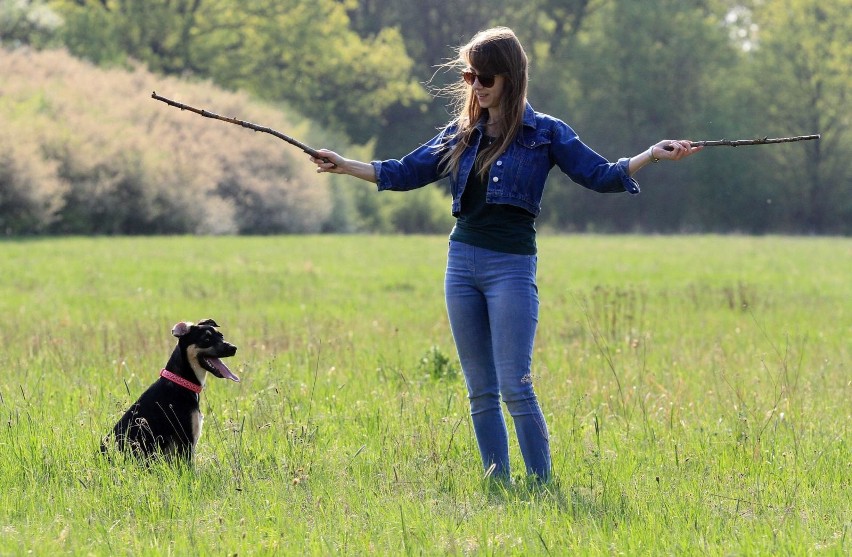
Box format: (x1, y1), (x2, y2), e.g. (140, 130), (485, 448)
(1, 235), (849, 555)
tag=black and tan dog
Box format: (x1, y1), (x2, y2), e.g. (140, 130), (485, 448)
(102, 319), (239, 462)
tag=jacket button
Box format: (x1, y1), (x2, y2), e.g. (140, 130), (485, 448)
(492, 177), (499, 183)
(496, 160), (503, 166)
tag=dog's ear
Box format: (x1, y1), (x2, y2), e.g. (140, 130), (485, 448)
(197, 318), (219, 328)
(171, 322), (193, 337)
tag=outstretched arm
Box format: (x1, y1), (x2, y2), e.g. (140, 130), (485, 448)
(311, 149), (377, 183)
(628, 140), (702, 175)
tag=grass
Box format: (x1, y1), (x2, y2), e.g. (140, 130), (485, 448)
(0, 235), (849, 555)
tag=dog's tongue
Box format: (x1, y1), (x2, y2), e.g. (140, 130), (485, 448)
(207, 357), (240, 382)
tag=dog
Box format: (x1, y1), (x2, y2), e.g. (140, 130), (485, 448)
(102, 319), (239, 463)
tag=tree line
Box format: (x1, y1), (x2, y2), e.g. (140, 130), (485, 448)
(1, 0), (849, 235)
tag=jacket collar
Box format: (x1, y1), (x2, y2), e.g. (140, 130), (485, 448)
(475, 102), (537, 133)
(522, 102), (536, 129)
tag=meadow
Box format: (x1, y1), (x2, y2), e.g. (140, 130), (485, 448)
(0, 235), (848, 555)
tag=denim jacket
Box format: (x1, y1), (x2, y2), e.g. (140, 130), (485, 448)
(371, 103), (639, 217)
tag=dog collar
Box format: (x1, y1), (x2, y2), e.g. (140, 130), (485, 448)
(160, 369), (203, 393)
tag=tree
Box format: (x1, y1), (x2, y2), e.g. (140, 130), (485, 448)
(0, 0), (63, 47)
(213, 1), (427, 144)
(533, 0), (737, 232)
(749, 0), (851, 233)
(346, 0), (501, 156)
(52, 0), (202, 69)
(52, 0), (426, 144)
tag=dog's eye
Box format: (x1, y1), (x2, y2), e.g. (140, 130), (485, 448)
(198, 330), (222, 346)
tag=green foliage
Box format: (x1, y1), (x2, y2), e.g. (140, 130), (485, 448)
(380, 185), (456, 235)
(51, 0), (428, 144)
(419, 345), (459, 381)
(748, 0), (852, 233)
(345, 0), (498, 155)
(0, 235), (849, 554)
(53, 1), (136, 67)
(0, 0), (63, 47)
(239, 9), (428, 144)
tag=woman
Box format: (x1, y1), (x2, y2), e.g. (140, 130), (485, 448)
(312, 27), (701, 481)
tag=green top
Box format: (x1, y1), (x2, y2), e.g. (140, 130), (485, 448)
(449, 136), (537, 255)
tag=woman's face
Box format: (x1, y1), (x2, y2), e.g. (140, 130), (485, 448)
(468, 71), (505, 111)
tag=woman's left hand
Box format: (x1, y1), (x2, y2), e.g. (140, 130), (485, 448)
(652, 140), (703, 161)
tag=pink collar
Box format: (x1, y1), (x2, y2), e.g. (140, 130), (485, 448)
(160, 369), (203, 393)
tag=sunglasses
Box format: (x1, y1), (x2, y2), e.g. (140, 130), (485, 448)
(462, 71), (498, 88)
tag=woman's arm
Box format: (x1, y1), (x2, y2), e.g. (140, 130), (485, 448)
(628, 140), (703, 175)
(311, 149), (377, 183)
(311, 129), (450, 192)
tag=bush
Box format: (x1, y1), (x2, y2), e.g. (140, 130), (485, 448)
(0, 47), (334, 235)
(0, 134), (65, 235)
(382, 184), (456, 235)
(419, 345), (459, 381)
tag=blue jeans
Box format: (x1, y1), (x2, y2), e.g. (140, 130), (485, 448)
(444, 241), (551, 479)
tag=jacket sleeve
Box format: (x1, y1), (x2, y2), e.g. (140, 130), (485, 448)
(372, 128), (452, 192)
(550, 121), (640, 195)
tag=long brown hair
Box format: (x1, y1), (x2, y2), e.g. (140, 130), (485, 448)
(438, 27), (529, 180)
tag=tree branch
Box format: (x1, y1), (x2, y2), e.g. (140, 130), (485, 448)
(665, 134), (820, 150)
(151, 91), (331, 164)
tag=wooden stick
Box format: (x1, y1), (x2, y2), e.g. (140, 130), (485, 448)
(664, 134), (820, 150)
(151, 91), (332, 163)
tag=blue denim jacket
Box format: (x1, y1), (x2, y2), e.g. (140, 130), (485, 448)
(371, 102), (639, 217)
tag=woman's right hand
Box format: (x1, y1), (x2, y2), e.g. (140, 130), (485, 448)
(309, 149), (378, 183)
(310, 149), (345, 174)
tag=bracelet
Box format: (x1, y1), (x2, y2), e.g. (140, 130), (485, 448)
(648, 145), (660, 163)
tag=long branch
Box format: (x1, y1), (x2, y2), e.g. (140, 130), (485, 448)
(665, 134), (820, 150)
(151, 91), (329, 162)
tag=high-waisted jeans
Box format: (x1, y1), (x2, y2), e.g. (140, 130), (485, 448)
(444, 241), (551, 479)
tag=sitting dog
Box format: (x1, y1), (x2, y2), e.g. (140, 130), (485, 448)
(102, 319), (239, 462)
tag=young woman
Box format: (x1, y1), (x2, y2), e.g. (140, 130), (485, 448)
(311, 27), (701, 481)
